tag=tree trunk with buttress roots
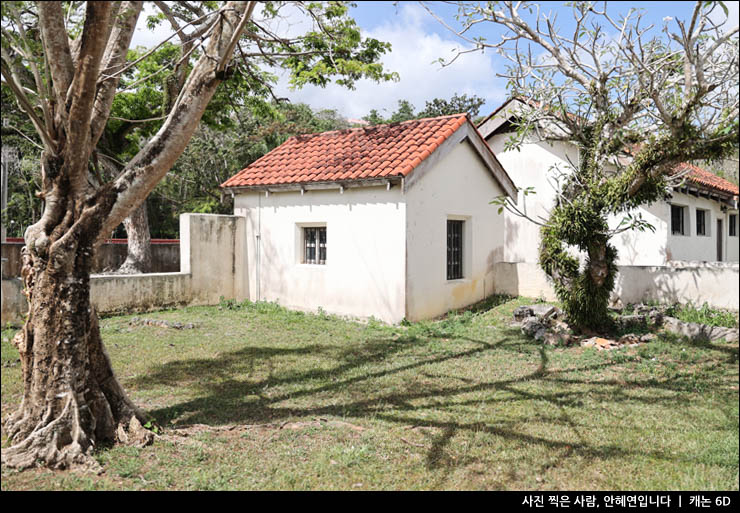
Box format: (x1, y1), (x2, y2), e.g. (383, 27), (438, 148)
(2, 155), (152, 470)
(1, 1), (250, 470)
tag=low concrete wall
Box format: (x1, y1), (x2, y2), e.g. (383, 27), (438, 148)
(492, 261), (739, 310)
(614, 262), (739, 310)
(1, 240), (180, 278)
(1, 214), (246, 326)
(1, 278), (25, 326)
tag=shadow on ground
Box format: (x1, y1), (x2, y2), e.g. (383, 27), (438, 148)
(122, 316), (738, 479)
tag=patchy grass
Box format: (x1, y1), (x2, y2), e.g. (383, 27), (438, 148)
(664, 303), (739, 329)
(2, 297), (738, 490)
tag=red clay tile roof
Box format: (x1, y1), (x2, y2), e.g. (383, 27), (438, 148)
(674, 162), (739, 196)
(221, 114), (468, 188)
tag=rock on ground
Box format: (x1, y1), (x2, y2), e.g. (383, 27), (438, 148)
(663, 317), (738, 343)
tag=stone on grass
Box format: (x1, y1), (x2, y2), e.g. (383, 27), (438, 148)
(543, 331), (571, 346)
(513, 306), (534, 322)
(618, 334), (641, 347)
(619, 314), (647, 328)
(580, 337), (619, 350)
(663, 317), (738, 343)
(513, 304), (562, 323)
(521, 316), (548, 340)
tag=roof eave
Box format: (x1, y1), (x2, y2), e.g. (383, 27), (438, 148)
(221, 176), (404, 194)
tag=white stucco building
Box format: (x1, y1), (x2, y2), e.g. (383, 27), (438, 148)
(221, 114), (517, 323)
(478, 98), (740, 267)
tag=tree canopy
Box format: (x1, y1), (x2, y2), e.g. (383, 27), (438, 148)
(363, 93), (487, 125)
(427, 1), (739, 330)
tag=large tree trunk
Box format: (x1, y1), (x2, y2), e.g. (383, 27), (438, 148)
(118, 202), (152, 274)
(1, 0), (249, 471)
(2, 175), (152, 470)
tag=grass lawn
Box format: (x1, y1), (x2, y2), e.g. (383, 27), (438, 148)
(1, 296), (738, 490)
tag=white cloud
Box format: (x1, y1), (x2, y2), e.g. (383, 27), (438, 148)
(271, 3), (507, 119)
(130, 4), (174, 49)
(708, 0), (739, 31)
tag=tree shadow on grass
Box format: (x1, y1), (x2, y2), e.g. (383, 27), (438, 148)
(126, 326), (738, 482)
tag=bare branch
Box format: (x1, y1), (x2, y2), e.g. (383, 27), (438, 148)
(89, 1), (143, 148)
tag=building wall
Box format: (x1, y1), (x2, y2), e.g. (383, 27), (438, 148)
(607, 201), (670, 265)
(728, 212), (740, 262)
(485, 135), (570, 263)
(666, 192), (739, 263)
(486, 133), (737, 265)
(404, 140), (507, 321)
(234, 186), (407, 324)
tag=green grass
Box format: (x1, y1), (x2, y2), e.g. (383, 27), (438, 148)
(664, 303), (739, 329)
(2, 297), (738, 490)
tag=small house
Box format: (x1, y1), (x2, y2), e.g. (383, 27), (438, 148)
(221, 114), (516, 323)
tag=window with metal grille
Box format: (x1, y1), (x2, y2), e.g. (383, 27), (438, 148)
(447, 220), (463, 280)
(696, 209), (707, 236)
(671, 205), (685, 235)
(730, 214), (737, 237)
(303, 227), (326, 264)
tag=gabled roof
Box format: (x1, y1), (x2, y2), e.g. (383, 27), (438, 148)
(221, 114), (516, 197)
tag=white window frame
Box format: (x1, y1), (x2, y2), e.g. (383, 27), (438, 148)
(296, 222), (327, 266)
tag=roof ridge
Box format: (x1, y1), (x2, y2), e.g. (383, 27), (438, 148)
(286, 113), (469, 141)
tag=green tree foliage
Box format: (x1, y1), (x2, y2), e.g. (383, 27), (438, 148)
(417, 93), (486, 119)
(362, 93), (486, 125)
(149, 102), (351, 238)
(1, 86), (42, 238)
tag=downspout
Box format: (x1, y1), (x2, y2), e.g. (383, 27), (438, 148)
(256, 191), (261, 301)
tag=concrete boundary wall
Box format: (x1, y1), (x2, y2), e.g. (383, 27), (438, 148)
(1, 214), (246, 326)
(3, 214), (737, 326)
(492, 261), (739, 311)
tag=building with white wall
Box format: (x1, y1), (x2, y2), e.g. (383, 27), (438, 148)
(221, 114), (516, 323)
(479, 98), (740, 267)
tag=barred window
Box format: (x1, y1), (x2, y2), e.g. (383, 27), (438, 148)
(730, 214), (737, 237)
(304, 227), (326, 265)
(696, 209), (707, 236)
(671, 205), (686, 235)
(447, 220), (463, 280)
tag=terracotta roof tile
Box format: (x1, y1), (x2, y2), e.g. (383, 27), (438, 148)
(673, 162), (739, 196)
(221, 114), (469, 188)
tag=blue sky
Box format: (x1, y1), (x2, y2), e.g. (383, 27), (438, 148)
(132, 1), (738, 120)
(274, 1), (730, 119)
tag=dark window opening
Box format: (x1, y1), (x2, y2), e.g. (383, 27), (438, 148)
(447, 220), (463, 280)
(696, 209), (707, 236)
(304, 227), (326, 265)
(730, 214), (737, 237)
(671, 205), (685, 235)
